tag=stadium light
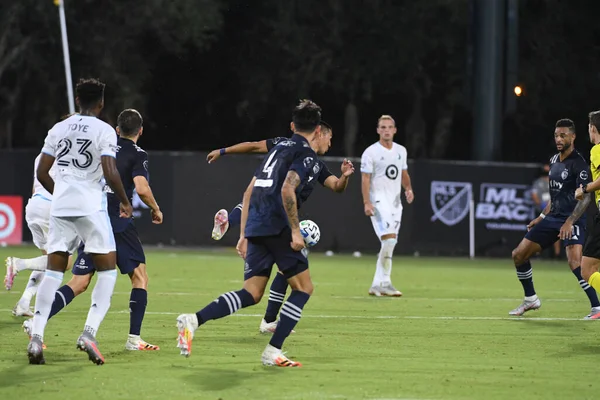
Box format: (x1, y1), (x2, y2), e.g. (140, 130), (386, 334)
(514, 85), (523, 97)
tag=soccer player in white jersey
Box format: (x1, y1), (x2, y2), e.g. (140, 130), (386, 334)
(4, 155), (58, 316)
(360, 115), (414, 297)
(27, 78), (133, 365)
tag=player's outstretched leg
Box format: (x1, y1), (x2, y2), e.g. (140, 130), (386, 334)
(5, 255), (48, 290)
(211, 209), (230, 240)
(260, 273), (296, 334)
(13, 271), (45, 316)
(509, 239), (542, 316)
(176, 287), (257, 357)
(76, 267), (117, 365)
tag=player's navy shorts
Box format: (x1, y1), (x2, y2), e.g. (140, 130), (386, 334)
(72, 223), (146, 275)
(244, 226), (309, 281)
(583, 214), (600, 259)
(525, 215), (585, 249)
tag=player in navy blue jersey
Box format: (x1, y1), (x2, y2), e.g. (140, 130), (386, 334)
(22, 109), (164, 351)
(509, 119), (599, 318)
(207, 122), (352, 239)
(205, 122), (355, 334)
(177, 100), (331, 367)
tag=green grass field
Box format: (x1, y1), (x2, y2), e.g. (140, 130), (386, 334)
(0, 246), (599, 400)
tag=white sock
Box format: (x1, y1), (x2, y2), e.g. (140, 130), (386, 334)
(83, 269), (117, 337)
(379, 238), (397, 285)
(31, 270), (64, 341)
(15, 255), (48, 272)
(372, 257), (385, 287)
(18, 271), (45, 309)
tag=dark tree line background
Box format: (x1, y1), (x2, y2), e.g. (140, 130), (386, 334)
(2, 0), (600, 162)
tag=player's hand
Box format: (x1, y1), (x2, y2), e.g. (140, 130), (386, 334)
(341, 159), (355, 177)
(120, 202), (133, 218)
(290, 230), (306, 252)
(206, 150), (220, 164)
(236, 237), (248, 259)
(364, 202), (375, 217)
(559, 221), (574, 240)
(527, 217), (542, 231)
(575, 184), (585, 200)
(151, 208), (163, 224)
(405, 189), (414, 204)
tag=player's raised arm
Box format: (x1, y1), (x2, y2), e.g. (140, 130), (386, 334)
(207, 140), (269, 163)
(323, 159), (355, 193)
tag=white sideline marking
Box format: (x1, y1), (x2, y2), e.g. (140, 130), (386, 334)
(1, 308), (589, 321)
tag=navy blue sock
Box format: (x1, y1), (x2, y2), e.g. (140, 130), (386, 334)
(264, 274), (288, 323)
(48, 285), (75, 320)
(228, 204), (242, 228)
(516, 261), (536, 297)
(269, 290), (310, 349)
(129, 288), (148, 335)
(572, 266), (600, 307)
(196, 289), (255, 325)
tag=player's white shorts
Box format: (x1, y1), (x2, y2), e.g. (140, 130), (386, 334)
(25, 195), (52, 251)
(370, 204), (403, 238)
(47, 210), (116, 254)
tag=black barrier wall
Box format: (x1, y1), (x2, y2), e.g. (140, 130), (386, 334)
(2, 150), (595, 256)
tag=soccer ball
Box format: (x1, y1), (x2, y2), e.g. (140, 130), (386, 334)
(300, 219), (320, 247)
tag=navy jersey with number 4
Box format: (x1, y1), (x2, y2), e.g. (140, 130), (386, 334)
(245, 134), (318, 237)
(548, 149), (591, 220)
(106, 137), (149, 232)
(265, 136), (332, 208)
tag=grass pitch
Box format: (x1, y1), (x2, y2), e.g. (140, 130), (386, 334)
(0, 246), (598, 400)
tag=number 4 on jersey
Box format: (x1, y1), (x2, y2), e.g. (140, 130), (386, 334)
(255, 150), (278, 188)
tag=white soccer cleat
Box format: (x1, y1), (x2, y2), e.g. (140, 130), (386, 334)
(12, 303), (33, 317)
(259, 318), (295, 335)
(211, 209), (229, 241)
(125, 335), (160, 351)
(176, 314), (198, 357)
(261, 344), (302, 367)
(380, 282), (402, 297)
(584, 306), (600, 320)
(509, 297), (541, 316)
(259, 318), (278, 334)
(368, 285), (383, 297)
(4, 257), (17, 291)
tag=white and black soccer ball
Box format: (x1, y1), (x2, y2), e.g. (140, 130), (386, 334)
(299, 219), (320, 247)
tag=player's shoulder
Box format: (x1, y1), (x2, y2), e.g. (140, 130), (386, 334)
(132, 143), (147, 154)
(571, 149), (588, 165)
(362, 142), (380, 156)
(591, 144), (600, 158)
(549, 153), (560, 164)
(393, 142), (408, 155)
